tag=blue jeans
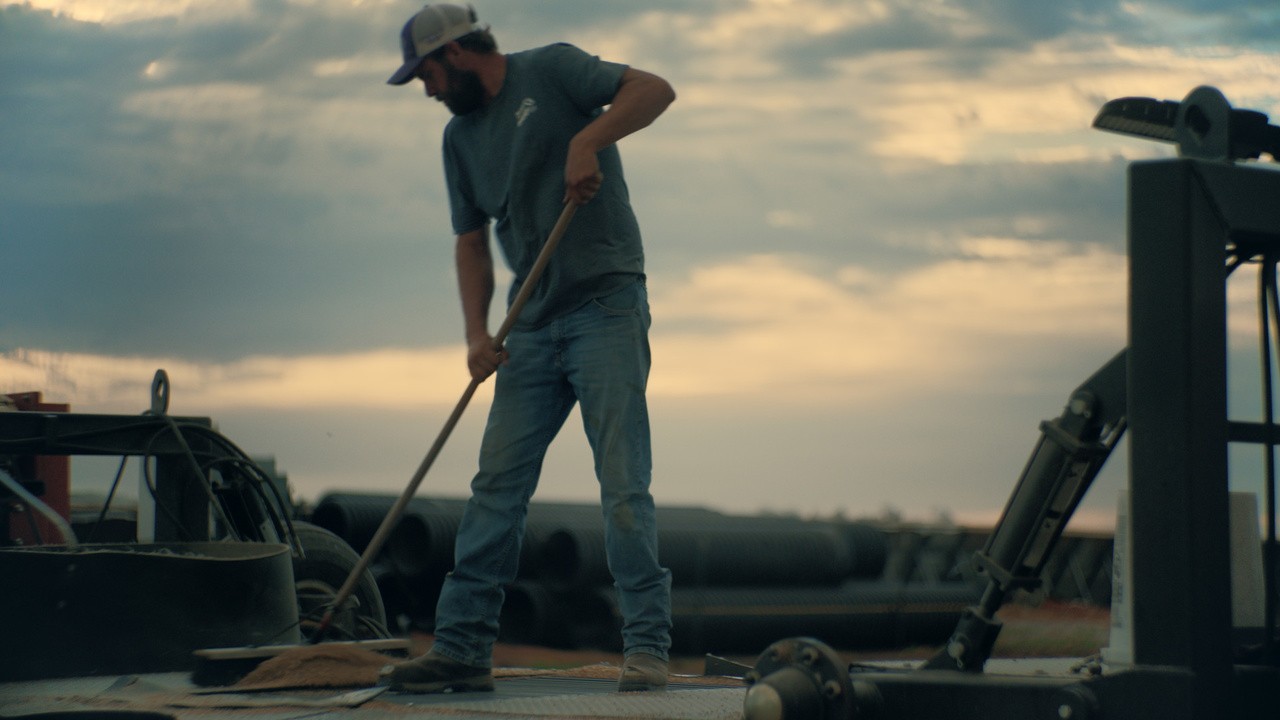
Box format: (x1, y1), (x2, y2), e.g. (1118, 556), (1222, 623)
(431, 279), (672, 667)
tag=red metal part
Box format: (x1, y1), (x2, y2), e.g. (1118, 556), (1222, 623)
(5, 391), (71, 546)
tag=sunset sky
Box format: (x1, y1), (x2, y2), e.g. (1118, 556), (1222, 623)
(4, 0), (1279, 528)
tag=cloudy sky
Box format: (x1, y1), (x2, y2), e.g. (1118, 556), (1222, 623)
(3, 0), (1279, 529)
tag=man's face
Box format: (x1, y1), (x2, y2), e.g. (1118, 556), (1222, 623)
(417, 56), (486, 116)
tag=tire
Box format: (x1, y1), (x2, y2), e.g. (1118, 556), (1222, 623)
(290, 520), (389, 640)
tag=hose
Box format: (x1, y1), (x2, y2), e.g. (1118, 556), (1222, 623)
(0, 468), (78, 548)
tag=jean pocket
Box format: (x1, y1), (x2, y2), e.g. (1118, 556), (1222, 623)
(590, 281), (645, 317)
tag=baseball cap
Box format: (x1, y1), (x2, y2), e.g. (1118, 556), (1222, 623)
(388, 4), (486, 85)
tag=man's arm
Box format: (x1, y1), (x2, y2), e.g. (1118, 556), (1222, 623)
(564, 67), (676, 205)
(455, 225), (504, 381)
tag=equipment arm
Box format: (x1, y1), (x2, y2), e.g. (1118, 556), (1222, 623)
(924, 349), (1128, 671)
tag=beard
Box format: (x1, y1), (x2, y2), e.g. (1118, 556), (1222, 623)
(439, 61), (487, 116)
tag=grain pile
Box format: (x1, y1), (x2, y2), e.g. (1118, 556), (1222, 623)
(234, 644), (393, 689)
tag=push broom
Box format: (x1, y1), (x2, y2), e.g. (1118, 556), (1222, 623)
(312, 199), (577, 643)
(193, 201), (578, 688)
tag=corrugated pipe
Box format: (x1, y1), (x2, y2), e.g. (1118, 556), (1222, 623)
(385, 505), (462, 581)
(499, 584), (622, 652)
(660, 524), (855, 587)
(537, 521), (887, 590)
(666, 580), (979, 655)
(553, 579), (977, 655)
(494, 579), (980, 655)
(310, 492), (466, 553)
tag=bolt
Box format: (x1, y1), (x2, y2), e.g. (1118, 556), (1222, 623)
(744, 671), (761, 685)
(799, 647), (820, 666)
(822, 679), (843, 699)
(1058, 703), (1073, 719)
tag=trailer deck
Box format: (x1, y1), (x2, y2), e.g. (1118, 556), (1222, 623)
(2, 658), (1099, 720)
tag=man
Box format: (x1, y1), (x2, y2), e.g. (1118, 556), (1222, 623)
(381, 4), (676, 694)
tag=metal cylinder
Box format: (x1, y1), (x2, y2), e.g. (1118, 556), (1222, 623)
(0, 542), (299, 681)
(668, 581), (978, 654)
(310, 492), (465, 553)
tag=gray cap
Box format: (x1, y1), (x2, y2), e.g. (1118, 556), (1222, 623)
(388, 4), (485, 85)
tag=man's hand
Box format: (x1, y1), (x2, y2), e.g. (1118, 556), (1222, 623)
(564, 143), (604, 206)
(563, 67), (674, 206)
(467, 335), (507, 381)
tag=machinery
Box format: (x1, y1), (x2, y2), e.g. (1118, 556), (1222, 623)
(743, 86), (1280, 719)
(0, 371), (392, 680)
(5, 83), (1279, 717)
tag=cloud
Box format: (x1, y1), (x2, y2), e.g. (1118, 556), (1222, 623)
(19, 0), (254, 23)
(4, 0), (1279, 521)
(3, 236), (1127, 411)
(0, 345), (479, 414)
(1, 3), (463, 360)
(651, 240), (1126, 405)
(7, 0), (1276, 365)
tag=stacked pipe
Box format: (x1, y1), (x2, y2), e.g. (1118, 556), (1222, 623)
(307, 493), (1111, 655)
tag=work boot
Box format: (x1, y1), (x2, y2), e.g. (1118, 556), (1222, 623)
(618, 652), (668, 692)
(379, 650), (494, 693)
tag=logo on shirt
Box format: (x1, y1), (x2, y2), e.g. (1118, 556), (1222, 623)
(515, 98), (537, 127)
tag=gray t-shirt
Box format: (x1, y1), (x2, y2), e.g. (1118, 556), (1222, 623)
(442, 43), (645, 330)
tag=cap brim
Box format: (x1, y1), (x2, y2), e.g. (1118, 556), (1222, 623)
(388, 56), (424, 85)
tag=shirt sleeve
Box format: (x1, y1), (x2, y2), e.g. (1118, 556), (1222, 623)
(540, 43), (629, 115)
(442, 125), (488, 236)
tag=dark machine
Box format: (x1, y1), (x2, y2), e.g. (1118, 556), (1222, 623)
(0, 372), (391, 680)
(743, 86), (1280, 719)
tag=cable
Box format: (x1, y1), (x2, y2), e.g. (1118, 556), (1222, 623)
(0, 417), (186, 454)
(21, 503), (44, 545)
(149, 412), (243, 541)
(1264, 257), (1280, 663)
(174, 424), (301, 553)
(137, 447), (196, 542)
(0, 468), (76, 547)
(86, 456), (129, 544)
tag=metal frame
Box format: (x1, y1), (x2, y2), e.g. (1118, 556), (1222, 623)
(1126, 159), (1240, 711)
(886, 158), (1280, 718)
(0, 410), (215, 541)
(745, 156), (1280, 720)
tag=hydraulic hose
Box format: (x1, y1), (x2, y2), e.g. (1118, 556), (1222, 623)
(0, 468), (78, 548)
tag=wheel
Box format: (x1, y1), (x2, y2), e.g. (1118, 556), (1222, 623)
(290, 520), (389, 640)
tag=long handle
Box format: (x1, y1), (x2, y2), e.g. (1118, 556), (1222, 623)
(311, 201), (578, 642)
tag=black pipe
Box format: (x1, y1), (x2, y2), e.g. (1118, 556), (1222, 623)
(538, 519), (889, 590)
(671, 581), (978, 654)
(309, 492), (465, 553)
(385, 504), (461, 581)
(561, 580), (979, 655)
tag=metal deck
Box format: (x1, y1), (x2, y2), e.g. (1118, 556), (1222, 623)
(0, 659), (1104, 720)
(1, 670), (748, 720)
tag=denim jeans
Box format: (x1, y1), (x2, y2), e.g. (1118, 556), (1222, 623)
(431, 279), (672, 667)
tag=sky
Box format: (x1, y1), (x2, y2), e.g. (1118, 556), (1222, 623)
(3, 0), (1280, 530)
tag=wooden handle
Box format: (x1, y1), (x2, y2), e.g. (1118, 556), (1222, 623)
(311, 201), (578, 642)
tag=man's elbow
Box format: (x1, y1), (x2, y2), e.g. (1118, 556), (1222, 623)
(623, 68), (676, 109)
(645, 72), (677, 108)
(657, 77), (676, 109)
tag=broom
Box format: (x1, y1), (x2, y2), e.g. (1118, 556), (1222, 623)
(194, 201), (578, 688)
